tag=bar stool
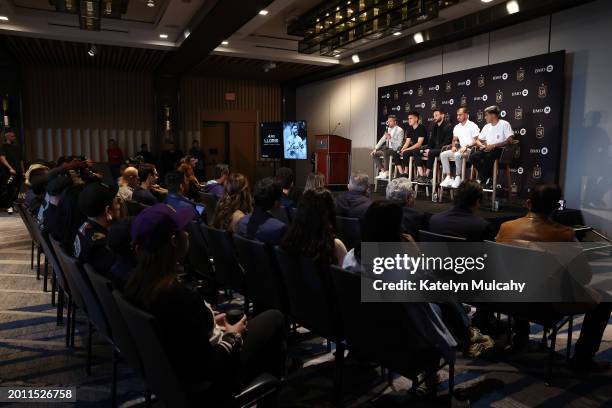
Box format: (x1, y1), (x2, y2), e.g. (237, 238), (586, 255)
(373, 155), (398, 193)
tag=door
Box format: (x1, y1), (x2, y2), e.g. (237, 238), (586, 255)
(200, 121), (229, 180)
(229, 122), (257, 183)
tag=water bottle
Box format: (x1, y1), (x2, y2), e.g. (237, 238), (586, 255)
(432, 191), (438, 202)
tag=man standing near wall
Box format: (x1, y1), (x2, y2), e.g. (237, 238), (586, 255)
(370, 114), (404, 180)
(0, 128), (24, 214)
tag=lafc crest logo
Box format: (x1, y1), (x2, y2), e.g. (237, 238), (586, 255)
(532, 164), (542, 179)
(517, 67), (525, 82)
(382, 105), (388, 115)
(478, 74), (485, 88)
(431, 99), (437, 110)
(536, 125), (545, 139)
(404, 102), (411, 112)
(417, 85), (424, 97)
(445, 81), (452, 93)
(515, 106), (523, 120)
(476, 110), (484, 123)
(538, 84), (547, 99)
(393, 90), (399, 100)
(460, 95), (467, 106)
(496, 90), (503, 104)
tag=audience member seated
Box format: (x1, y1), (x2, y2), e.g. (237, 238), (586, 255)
(177, 162), (200, 200)
(107, 217), (136, 289)
(303, 172), (326, 192)
(203, 163), (229, 198)
(132, 164), (163, 206)
(38, 164), (74, 236)
(497, 183), (611, 371)
(428, 180), (494, 241)
(281, 188), (347, 266)
(211, 173), (253, 233)
(124, 204), (286, 404)
(24, 163), (49, 208)
(275, 166), (297, 208)
(74, 182), (119, 277)
(385, 177), (427, 239)
(237, 177), (287, 246)
(164, 170), (198, 221)
(136, 143), (154, 165)
(334, 171), (372, 219)
(117, 166), (139, 202)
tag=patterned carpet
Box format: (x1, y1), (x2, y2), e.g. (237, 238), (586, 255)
(1, 213), (611, 407)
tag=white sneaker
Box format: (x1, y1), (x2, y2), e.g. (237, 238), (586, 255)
(7, 207), (14, 214)
(451, 176), (462, 189)
(440, 175), (453, 187)
(376, 171), (388, 180)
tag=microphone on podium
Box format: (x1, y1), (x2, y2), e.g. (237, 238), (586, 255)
(331, 122), (341, 135)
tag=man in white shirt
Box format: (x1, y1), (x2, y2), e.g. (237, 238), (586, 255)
(440, 107), (480, 188)
(370, 114), (405, 179)
(470, 105), (514, 188)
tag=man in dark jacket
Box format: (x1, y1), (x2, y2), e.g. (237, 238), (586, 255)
(386, 177), (428, 239)
(422, 109), (453, 183)
(335, 171), (372, 219)
(428, 180), (494, 241)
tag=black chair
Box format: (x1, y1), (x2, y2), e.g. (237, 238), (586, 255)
(418, 230), (467, 242)
(233, 234), (288, 316)
(335, 216), (361, 251)
(124, 199), (149, 216)
(200, 224), (247, 310)
(269, 206), (290, 224)
(274, 246), (345, 404)
(330, 265), (454, 397)
(197, 192), (219, 225)
(112, 291), (281, 408)
(15, 203), (42, 277)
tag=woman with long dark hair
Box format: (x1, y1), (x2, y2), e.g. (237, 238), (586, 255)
(281, 187), (346, 266)
(124, 204), (286, 405)
(212, 173), (253, 232)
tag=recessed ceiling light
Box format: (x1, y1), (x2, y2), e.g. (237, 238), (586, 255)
(147, 0), (155, 7)
(183, 29), (190, 39)
(393, 32), (401, 36)
(481, 0), (494, 3)
(0, 16), (9, 21)
(259, 10), (269, 15)
(506, 0), (519, 14)
(351, 54), (360, 63)
(87, 44), (97, 57)
(159, 34), (168, 39)
(413, 32), (424, 43)
(221, 40), (229, 45)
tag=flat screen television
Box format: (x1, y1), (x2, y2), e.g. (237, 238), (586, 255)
(259, 122), (283, 159)
(282, 120), (307, 160)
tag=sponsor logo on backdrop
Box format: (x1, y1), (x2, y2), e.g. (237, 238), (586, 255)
(429, 85), (440, 91)
(547, 64), (554, 72)
(538, 84), (548, 98)
(512, 89), (529, 97)
(520, 128), (527, 136)
(405, 102), (411, 112)
(496, 90), (503, 103)
(445, 81), (452, 92)
(461, 95), (467, 106)
(393, 90), (399, 100)
(417, 85), (424, 96)
(544, 106), (551, 114)
(382, 93), (390, 99)
(536, 125), (544, 139)
(515, 106), (524, 120)
(517, 67), (525, 81)
(477, 110), (484, 122)
(541, 147), (549, 155)
(391, 105), (401, 111)
(535, 65), (554, 74)
(466, 79), (471, 86)
(493, 73), (508, 81)
(474, 95), (488, 102)
(409, 89), (414, 95)
(478, 75), (485, 88)
(517, 167), (524, 175)
(532, 164), (542, 179)
(443, 99), (455, 106)
(431, 99), (438, 110)
(500, 110), (507, 118)
(530, 147), (548, 155)
(420, 102), (426, 109)
(403, 90), (410, 95)
(383, 105), (388, 115)
(532, 106), (551, 114)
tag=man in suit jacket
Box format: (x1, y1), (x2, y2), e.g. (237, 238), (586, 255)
(428, 180), (494, 241)
(335, 171), (372, 219)
(497, 183), (611, 372)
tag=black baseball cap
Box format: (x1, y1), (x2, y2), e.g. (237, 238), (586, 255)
(78, 182), (118, 217)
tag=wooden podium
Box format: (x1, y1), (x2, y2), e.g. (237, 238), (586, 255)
(315, 134), (351, 186)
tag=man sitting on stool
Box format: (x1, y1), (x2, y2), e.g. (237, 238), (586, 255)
(470, 105), (514, 189)
(397, 111), (427, 177)
(440, 107), (480, 189)
(422, 109), (453, 184)
(370, 114), (404, 180)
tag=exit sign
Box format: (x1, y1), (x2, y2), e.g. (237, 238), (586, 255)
(225, 92), (236, 101)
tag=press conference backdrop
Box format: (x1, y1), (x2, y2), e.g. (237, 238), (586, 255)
(377, 51), (565, 198)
